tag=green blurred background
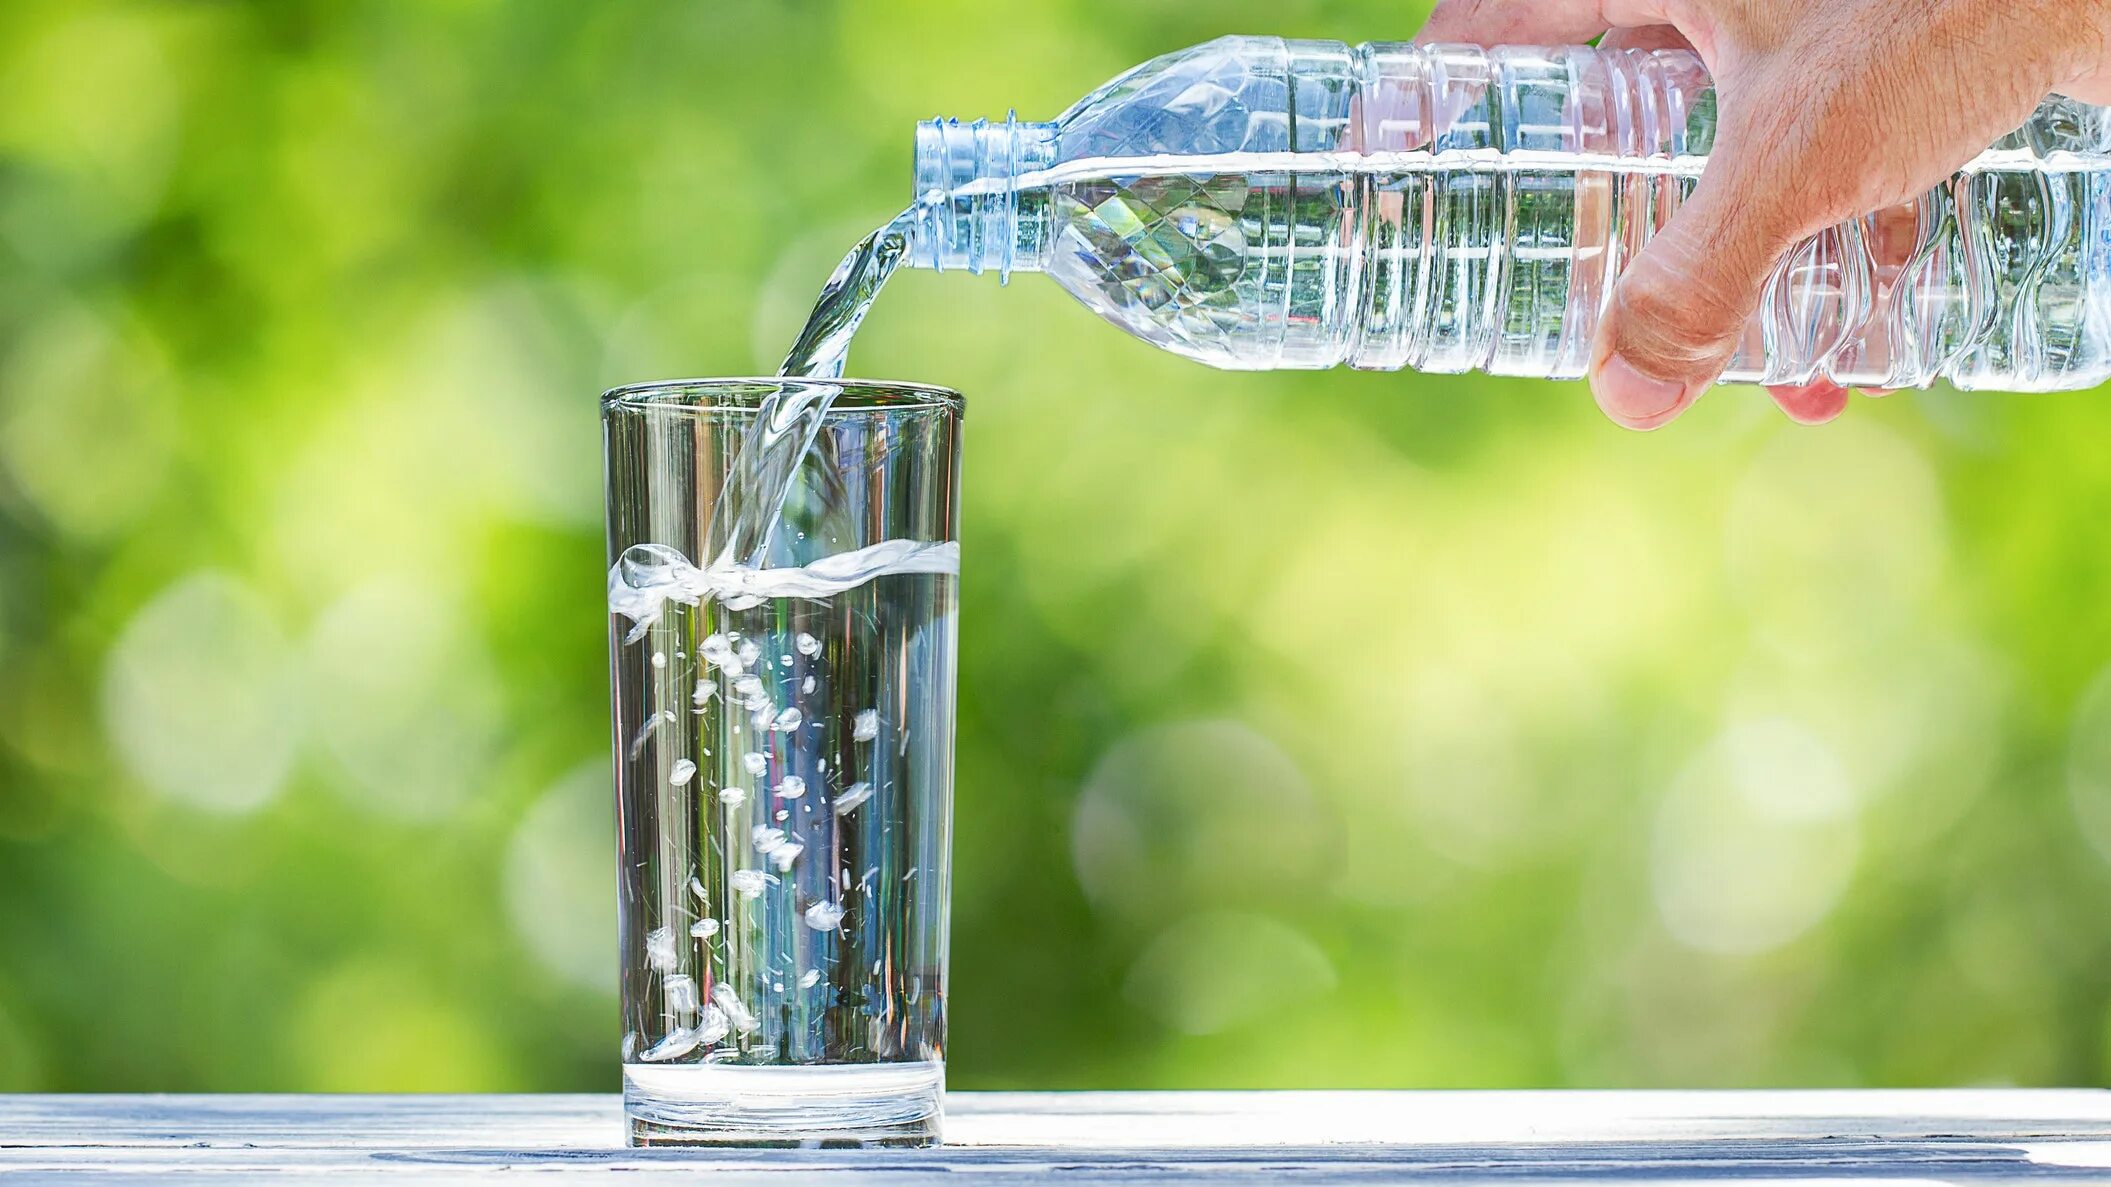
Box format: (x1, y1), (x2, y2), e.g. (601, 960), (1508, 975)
(4, 0), (2111, 1094)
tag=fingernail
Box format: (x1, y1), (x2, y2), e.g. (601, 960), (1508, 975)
(1592, 352), (1688, 426)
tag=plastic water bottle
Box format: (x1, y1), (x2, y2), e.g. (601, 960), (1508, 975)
(909, 37), (2111, 390)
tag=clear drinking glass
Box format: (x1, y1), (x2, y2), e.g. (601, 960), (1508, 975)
(603, 378), (961, 1147)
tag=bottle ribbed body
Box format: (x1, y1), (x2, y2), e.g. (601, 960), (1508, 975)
(912, 38), (2111, 391)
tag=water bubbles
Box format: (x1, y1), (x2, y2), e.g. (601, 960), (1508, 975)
(702, 634), (746, 679)
(796, 633), (822, 657)
(769, 841), (804, 872)
(645, 926), (678, 973)
(611, 544), (704, 641)
(650, 651), (667, 670)
(619, 543), (690, 591)
(775, 775), (807, 799)
(803, 900), (846, 931)
(692, 679), (717, 707)
(628, 710), (676, 759)
(854, 710), (879, 741)
(719, 786), (748, 808)
(668, 759), (697, 786)
(772, 707), (803, 732)
(801, 675), (816, 696)
(688, 876), (709, 905)
(729, 869), (775, 898)
(798, 969), (821, 989)
(775, 809), (789, 821)
(736, 640), (761, 668)
(712, 982), (758, 1033)
(752, 825), (788, 853)
(695, 1003), (730, 1044)
(742, 752), (768, 776)
(663, 973), (698, 1015)
(833, 781), (874, 816)
(635, 1026), (701, 1062)
(734, 674), (765, 702)
(689, 917), (720, 940)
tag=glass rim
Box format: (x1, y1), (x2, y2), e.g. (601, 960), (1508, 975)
(602, 377), (963, 415)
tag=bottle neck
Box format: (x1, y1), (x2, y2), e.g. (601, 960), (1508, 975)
(910, 115), (1059, 280)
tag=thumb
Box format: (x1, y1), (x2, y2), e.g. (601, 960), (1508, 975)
(1590, 156), (1805, 430)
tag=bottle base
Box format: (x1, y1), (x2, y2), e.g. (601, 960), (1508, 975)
(623, 1060), (944, 1147)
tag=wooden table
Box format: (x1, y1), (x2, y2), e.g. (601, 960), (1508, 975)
(8, 1090), (2111, 1181)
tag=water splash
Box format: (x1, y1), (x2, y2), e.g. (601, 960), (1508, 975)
(610, 538), (961, 636)
(778, 207), (921, 380)
(701, 207), (925, 574)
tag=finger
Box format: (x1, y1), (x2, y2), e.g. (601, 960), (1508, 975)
(2057, 77), (2111, 105)
(1416, 0), (1677, 45)
(1766, 380), (1853, 424)
(1588, 133), (1814, 430)
(1866, 203), (1920, 270)
(1598, 24), (1694, 53)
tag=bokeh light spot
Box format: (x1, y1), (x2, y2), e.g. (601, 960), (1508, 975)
(288, 958), (513, 1091)
(1729, 640), (2004, 804)
(1123, 911), (1335, 1036)
(101, 573), (300, 814)
(0, 989), (42, 1089)
(1725, 420), (1944, 655)
(1396, 675), (1536, 868)
(0, 10), (181, 264)
(2067, 665), (2111, 867)
(505, 762), (617, 995)
(1073, 720), (1325, 929)
(1652, 719), (1860, 955)
(306, 579), (503, 820)
(0, 306), (176, 539)
(405, 282), (602, 528)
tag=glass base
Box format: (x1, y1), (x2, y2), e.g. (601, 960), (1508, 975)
(624, 1060), (944, 1147)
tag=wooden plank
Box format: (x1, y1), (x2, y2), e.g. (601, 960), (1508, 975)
(8, 1090), (2111, 1148)
(961, 1089), (2111, 1146)
(0, 1140), (2105, 1182)
(0, 1092), (616, 1149)
(3, 1091), (2111, 1182)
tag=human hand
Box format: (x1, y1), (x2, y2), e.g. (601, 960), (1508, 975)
(1415, 0), (2111, 428)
